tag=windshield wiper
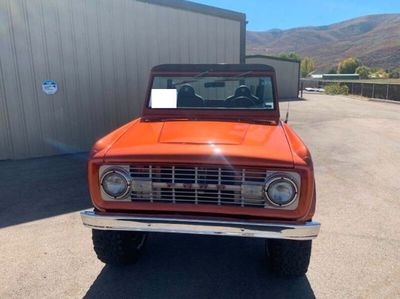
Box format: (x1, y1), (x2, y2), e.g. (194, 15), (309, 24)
(174, 71), (210, 86)
(193, 70), (210, 78)
(173, 70), (255, 86)
(221, 71), (255, 82)
(234, 71), (254, 77)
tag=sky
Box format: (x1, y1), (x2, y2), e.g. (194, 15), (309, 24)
(194, 0), (400, 31)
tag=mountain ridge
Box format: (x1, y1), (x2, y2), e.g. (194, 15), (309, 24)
(246, 14), (400, 72)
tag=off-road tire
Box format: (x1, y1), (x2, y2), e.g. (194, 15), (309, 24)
(266, 239), (312, 277)
(92, 230), (147, 265)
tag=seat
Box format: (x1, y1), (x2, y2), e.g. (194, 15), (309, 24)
(177, 85), (204, 108)
(225, 85), (260, 108)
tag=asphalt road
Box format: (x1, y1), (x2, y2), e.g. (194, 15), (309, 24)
(1, 94), (399, 298)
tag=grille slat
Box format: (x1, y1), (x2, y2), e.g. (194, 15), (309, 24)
(195, 167), (198, 204)
(129, 165), (268, 208)
(130, 197), (265, 207)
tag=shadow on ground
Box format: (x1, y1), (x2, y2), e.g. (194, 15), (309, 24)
(0, 153), (91, 228)
(279, 97), (306, 102)
(84, 233), (315, 299)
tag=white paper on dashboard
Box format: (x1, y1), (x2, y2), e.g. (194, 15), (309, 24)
(150, 89), (177, 108)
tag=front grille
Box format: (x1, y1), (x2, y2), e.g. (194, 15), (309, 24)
(129, 165), (268, 208)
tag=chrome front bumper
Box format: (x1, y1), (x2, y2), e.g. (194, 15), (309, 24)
(80, 209), (320, 240)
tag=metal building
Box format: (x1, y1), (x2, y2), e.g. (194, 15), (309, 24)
(0, 0), (245, 159)
(246, 55), (300, 100)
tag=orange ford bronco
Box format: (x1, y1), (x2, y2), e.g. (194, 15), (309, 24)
(81, 64), (320, 276)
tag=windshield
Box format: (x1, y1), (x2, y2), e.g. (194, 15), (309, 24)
(148, 74), (275, 110)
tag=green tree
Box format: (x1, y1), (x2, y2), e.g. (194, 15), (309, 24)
(279, 52), (301, 61)
(369, 68), (389, 79)
(355, 66), (370, 79)
(326, 66), (337, 74)
(300, 56), (315, 77)
(389, 68), (400, 79)
(337, 57), (361, 74)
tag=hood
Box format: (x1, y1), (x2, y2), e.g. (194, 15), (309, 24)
(159, 121), (249, 145)
(105, 120), (294, 168)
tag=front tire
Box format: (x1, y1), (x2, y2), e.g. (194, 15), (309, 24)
(92, 230), (147, 265)
(266, 239), (312, 277)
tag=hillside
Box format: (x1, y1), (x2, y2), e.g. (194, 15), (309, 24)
(247, 14), (400, 72)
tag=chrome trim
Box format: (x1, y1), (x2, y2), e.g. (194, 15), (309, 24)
(80, 209), (320, 240)
(264, 176), (298, 207)
(126, 165), (300, 210)
(98, 165), (301, 210)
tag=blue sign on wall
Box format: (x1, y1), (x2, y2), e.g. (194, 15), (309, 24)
(42, 80), (58, 95)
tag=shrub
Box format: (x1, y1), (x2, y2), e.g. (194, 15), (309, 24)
(369, 68), (389, 79)
(389, 68), (400, 79)
(326, 66), (337, 74)
(337, 57), (361, 74)
(355, 66), (370, 79)
(279, 52), (301, 61)
(300, 57), (315, 78)
(324, 83), (349, 95)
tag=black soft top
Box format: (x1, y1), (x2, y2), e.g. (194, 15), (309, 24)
(151, 64), (275, 73)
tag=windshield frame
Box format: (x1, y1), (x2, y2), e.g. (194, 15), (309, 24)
(142, 68), (280, 122)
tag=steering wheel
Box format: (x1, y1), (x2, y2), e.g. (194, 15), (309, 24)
(225, 96), (257, 108)
(225, 85), (261, 108)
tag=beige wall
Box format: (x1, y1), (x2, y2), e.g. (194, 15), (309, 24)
(246, 56), (299, 100)
(0, 0), (242, 159)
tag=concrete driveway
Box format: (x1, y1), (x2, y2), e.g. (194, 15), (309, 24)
(1, 94), (399, 298)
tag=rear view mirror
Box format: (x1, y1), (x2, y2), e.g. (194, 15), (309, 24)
(204, 81), (225, 88)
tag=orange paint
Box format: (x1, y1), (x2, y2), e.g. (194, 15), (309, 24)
(88, 64), (316, 223)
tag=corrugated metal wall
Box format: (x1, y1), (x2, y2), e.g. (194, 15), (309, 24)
(0, 0), (243, 159)
(246, 56), (300, 99)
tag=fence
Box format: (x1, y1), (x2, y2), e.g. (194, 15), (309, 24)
(301, 80), (400, 102)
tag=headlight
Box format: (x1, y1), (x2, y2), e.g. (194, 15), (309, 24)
(101, 169), (131, 199)
(265, 176), (298, 207)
